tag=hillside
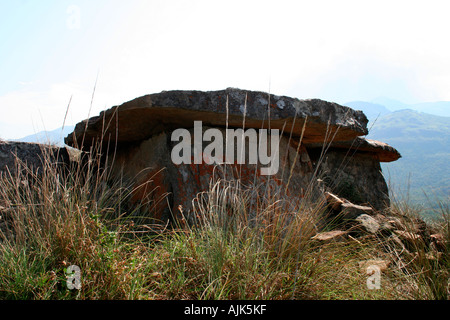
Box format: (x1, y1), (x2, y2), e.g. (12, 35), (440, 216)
(345, 101), (391, 122)
(369, 97), (450, 117)
(368, 110), (449, 212)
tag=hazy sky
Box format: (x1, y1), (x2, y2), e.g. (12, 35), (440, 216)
(1, 0), (450, 139)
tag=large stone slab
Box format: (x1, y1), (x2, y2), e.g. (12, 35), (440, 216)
(305, 136), (401, 162)
(65, 88), (370, 150)
(308, 147), (391, 210)
(107, 126), (325, 223)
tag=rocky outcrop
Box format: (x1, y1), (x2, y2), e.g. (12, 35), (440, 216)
(305, 137), (401, 162)
(311, 147), (392, 210)
(316, 191), (447, 274)
(311, 230), (348, 243)
(65, 88), (401, 224)
(0, 140), (75, 176)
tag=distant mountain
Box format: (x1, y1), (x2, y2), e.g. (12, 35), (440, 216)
(15, 126), (75, 146)
(366, 109), (449, 213)
(368, 97), (450, 118)
(410, 101), (450, 118)
(370, 97), (409, 111)
(344, 101), (392, 125)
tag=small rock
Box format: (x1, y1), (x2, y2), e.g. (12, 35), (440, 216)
(374, 213), (387, 222)
(354, 214), (380, 234)
(430, 233), (446, 252)
(385, 233), (408, 253)
(311, 230), (348, 243)
(380, 220), (396, 232)
(430, 233), (444, 242)
(359, 259), (391, 273)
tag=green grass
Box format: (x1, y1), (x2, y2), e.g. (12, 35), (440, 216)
(0, 143), (448, 300)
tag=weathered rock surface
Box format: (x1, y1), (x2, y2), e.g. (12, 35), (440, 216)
(0, 141), (79, 238)
(340, 203), (374, 220)
(65, 88), (401, 223)
(108, 126), (324, 223)
(0, 140), (74, 176)
(311, 148), (391, 210)
(358, 259), (391, 273)
(65, 88), (370, 149)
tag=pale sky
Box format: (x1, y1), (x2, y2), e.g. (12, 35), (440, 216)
(1, 0), (450, 139)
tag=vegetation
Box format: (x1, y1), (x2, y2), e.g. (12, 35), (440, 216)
(0, 144), (448, 300)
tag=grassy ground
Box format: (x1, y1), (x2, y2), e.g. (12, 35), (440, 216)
(0, 145), (448, 300)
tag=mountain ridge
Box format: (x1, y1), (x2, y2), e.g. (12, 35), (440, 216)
(346, 98), (450, 118)
(14, 126), (75, 146)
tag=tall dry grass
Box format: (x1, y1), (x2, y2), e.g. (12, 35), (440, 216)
(0, 92), (448, 300)
(0, 144), (151, 299)
(0, 141), (408, 300)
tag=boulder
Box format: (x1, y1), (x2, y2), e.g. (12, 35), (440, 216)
(310, 148), (391, 210)
(0, 140), (73, 176)
(340, 203), (374, 220)
(65, 88), (401, 223)
(354, 214), (380, 234)
(305, 137), (401, 162)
